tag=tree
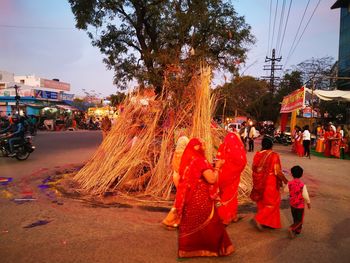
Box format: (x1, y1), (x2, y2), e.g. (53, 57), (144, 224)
(108, 92), (126, 106)
(294, 56), (335, 90)
(69, 0), (254, 94)
(274, 70), (303, 106)
(214, 76), (268, 121)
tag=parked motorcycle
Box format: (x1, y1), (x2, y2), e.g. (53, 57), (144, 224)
(274, 132), (292, 146)
(0, 134), (35, 161)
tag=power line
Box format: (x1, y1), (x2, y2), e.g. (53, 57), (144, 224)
(271, 0), (279, 49)
(267, 0), (273, 56)
(0, 24), (74, 30)
(284, 0), (311, 67)
(276, 0), (286, 55)
(278, 0), (293, 56)
(287, 0), (322, 64)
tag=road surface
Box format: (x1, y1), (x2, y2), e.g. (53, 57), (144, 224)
(0, 131), (349, 263)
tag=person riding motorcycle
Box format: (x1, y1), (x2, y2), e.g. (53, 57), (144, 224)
(0, 115), (25, 157)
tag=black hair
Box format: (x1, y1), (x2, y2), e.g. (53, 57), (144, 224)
(262, 135), (273, 150)
(291, 165), (303, 178)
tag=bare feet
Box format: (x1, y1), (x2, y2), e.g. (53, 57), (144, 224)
(288, 228), (296, 239)
(251, 218), (263, 231)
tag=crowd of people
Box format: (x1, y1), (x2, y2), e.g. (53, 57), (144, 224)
(162, 130), (311, 259)
(292, 122), (349, 159)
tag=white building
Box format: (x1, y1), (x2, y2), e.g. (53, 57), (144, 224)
(0, 70), (75, 115)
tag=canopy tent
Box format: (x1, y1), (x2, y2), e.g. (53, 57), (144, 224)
(56, 104), (80, 111)
(305, 88), (350, 102)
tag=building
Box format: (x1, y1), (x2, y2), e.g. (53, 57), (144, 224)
(332, 0), (350, 90)
(0, 70), (75, 116)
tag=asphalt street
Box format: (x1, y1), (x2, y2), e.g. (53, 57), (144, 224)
(0, 131), (349, 263)
(0, 130), (102, 178)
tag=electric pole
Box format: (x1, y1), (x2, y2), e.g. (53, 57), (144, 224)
(14, 85), (21, 114)
(261, 49), (283, 95)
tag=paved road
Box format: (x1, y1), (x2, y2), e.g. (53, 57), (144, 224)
(0, 132), (349, 263)
(0, 130), (102, 178)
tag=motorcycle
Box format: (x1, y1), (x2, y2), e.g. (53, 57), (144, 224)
(274, 132), (292, 146)
(0, 134), (36, 161)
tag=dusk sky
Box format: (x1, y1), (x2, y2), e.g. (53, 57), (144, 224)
(0, 0), (340, 97)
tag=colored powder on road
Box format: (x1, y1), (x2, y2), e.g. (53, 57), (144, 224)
(23, 220), (51, 228)
(0, 190), (13, 199)
(0, 177), (13, 186)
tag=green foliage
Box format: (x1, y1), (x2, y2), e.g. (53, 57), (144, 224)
(108, 92), (126, 106)
(214, 76), (268, 121)
(69, 0), (254, 94)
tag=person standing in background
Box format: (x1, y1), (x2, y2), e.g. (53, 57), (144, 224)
(248, 122), (256, 152)
(302, 125), (311, 158)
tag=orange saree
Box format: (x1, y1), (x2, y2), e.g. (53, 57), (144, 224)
(252, 150), (283, 229)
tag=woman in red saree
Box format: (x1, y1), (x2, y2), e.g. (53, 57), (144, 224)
(324, 125), (334, 157)
(216, 132), (247, 225)
(175, 138), (234, 258)
(251, 136), (288, 229)
(295, 127), (304, 157)
(330, 126), (342, 158)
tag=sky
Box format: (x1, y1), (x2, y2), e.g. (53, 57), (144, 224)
(0, 0), (340, 97)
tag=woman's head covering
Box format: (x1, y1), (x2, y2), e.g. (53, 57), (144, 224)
(175, 136), (190, 153)
(262, 135), (274, 150)
(216, 132), (247, 167)
(178, 138), (205, 177)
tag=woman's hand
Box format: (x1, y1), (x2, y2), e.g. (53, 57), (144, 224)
(203, 169), (217, 184)
(215, 159), (225, 170)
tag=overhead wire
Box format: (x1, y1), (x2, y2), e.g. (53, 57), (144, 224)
(275, 0), (286, 56)
(278, 0), (293, 57)
(267, 0), (273, 57)
(287, 0), (322, 65)
(270, 0), (279, 50)
(0, 24), (74, 30)
(284, 0), (311, 67)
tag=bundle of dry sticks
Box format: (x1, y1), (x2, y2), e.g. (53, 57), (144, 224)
(73, 65), (252, 202)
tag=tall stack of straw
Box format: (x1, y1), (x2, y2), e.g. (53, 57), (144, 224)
(73, 64), (253, 203)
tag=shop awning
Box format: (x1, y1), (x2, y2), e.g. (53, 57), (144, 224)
(56, 104), (80, 111)
(25, 103), (46, 109)
(305, 88), (350, 102)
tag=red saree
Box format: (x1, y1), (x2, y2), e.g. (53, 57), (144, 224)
(175, 138), (234, 258)
(216, 132), (247, 224)
(324, 131), (334, 157)
(330, 132), (341, 158)
(252, 150), (283, 229)
(295, 132), (304, 157)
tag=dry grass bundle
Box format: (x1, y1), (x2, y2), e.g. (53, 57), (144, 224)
(238, 165), (253, 203)
(73, 64), (253, 204)
(191, 64), (213, 162)
(74, 97), (163, 195)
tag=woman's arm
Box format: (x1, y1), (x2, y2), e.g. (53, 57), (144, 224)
(202, 159), (225, 184)
(273, 157), (288, 184)
(203, 169), (218, 184)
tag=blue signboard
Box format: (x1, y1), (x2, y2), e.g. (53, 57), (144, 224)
(34, 90), (58, 100)
(62, 93), (75, 101)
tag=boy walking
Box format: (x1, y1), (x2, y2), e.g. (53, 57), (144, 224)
(287, 165), (311, 238)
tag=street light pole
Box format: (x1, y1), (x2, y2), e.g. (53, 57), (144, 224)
(14, 84), (21, 114)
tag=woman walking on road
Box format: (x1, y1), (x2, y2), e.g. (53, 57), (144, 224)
(216, 132), (247, 225)
(174, 138), (234, 258)
(250, 136), (288, 230)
